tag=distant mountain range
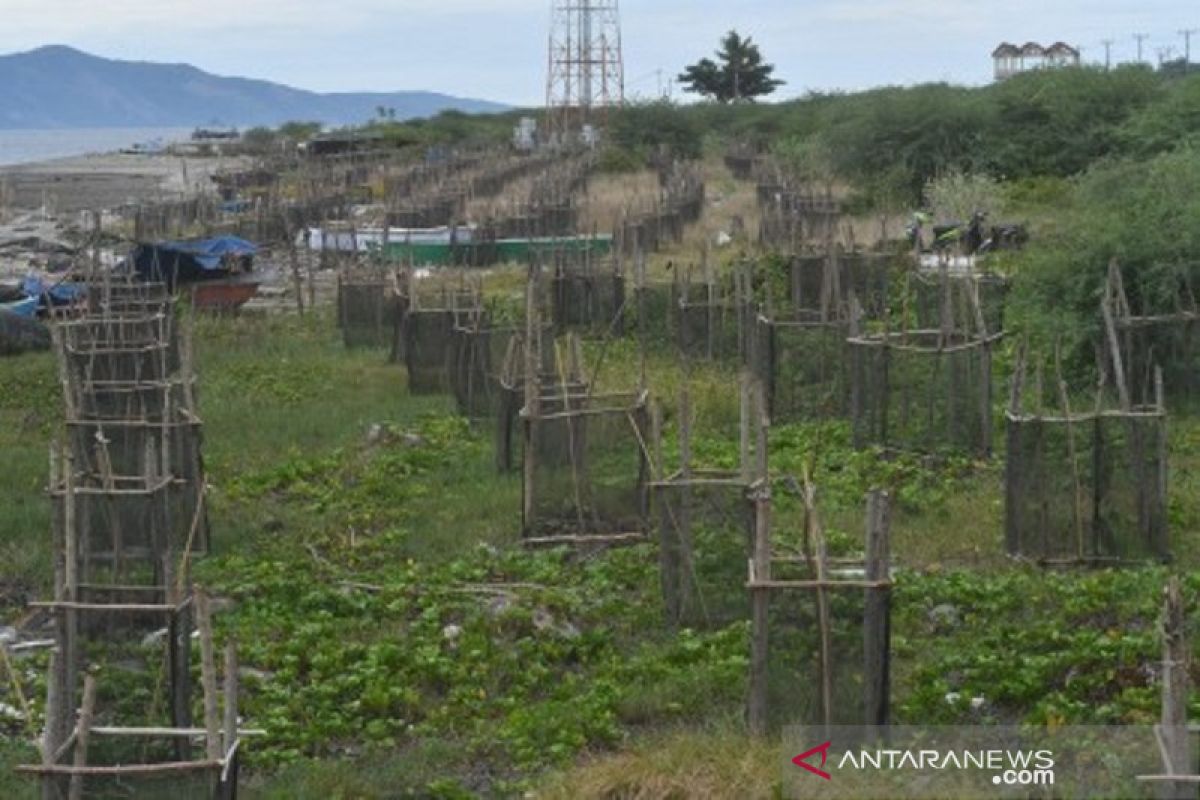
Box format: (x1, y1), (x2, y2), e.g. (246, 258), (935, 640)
(0, 45), (509, 129)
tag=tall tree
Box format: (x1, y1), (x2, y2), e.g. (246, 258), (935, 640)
(678, 30), (784, 103)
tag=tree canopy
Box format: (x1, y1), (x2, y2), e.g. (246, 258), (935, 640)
(678, 30), (784, 103)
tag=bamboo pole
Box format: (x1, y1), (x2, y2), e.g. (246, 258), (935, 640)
(67, 675), (97, 800)
(863, 490), (891, 727)
(522, 262), (539, 536)
(222, 639), (239, 795)
(748, 380), (772, 735)
(1054, 343), (1087, 560)
(1160, 576), (1190, 799)
(195, 589), (221, 762)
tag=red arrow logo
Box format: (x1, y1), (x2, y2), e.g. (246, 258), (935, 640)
(793, 741), (833, 780)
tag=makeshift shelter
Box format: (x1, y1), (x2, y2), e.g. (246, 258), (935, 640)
(131, 236), (257, 290)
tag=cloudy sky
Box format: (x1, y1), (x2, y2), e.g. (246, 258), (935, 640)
(0, 0), (1195, 104)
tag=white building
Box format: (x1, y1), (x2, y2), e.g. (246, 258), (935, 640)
(993, 41), (1080, 80)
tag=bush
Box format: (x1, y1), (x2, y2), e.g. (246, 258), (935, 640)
(596, 145), (644, 174)
(609, 100), (703, 161)
(1007, 143), (1200, 366)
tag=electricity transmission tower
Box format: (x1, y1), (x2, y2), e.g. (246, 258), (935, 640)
(545, 0), (625, 142)
(1181, 29), (1198, 66)
(1133, 33), (1149, 64)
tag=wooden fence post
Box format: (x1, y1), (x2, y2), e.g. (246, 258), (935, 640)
(748, 380), (771, 736)
(195, 589), (221, 763)
(863, 490), (891, 727)
(67, 674), (97, 800)
(1160, 576), (1189, 800)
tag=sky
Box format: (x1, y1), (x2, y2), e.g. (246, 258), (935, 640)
(0, 0), (1196, 105)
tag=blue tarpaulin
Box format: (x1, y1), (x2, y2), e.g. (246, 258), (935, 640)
(0, 296), (39, 318)
(21, 275), (86, 307)
(132, 236), (258, 288)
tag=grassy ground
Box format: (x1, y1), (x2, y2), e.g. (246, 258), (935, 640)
(3, 305), (1200, 798)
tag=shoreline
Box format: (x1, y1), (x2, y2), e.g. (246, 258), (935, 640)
(0, 151), (245, 214)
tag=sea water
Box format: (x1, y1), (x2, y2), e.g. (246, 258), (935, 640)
(0, 127), (194, 167)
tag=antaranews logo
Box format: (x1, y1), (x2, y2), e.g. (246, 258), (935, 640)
(786, 725), (1164, 799)
(792, 741), (832, 781)
(791, 741), (1055, 787)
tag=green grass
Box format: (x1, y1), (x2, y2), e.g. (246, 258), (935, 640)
(0, 348), (59, 604)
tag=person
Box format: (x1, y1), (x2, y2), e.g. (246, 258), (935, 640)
(907, 210), (932, 253)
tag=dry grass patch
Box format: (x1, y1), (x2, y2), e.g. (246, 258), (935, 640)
(534, 730), (779, 800)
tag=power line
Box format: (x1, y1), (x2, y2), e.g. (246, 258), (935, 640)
(1101, 38), (1114, 70)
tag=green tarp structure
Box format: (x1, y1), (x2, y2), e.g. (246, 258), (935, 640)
(382, 235), (613, 267)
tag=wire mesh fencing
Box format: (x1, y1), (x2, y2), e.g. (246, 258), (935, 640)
(522, 389), (651, 545)
(676, 267), (756, 364)
(849, 328), (998, 458)
(753, 312), (850, 422)
(1004, 352), (1169, 564)
(337, 271), (400, 350)
(748, 490), (892, 734)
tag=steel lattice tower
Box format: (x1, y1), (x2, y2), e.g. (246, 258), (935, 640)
(545, 0), (624, 140)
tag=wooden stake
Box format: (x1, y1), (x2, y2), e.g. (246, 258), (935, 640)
(67, 674), (97, 800)
(195, 589), (221, 762)
(748, 381), (772, 736)
(222, 639), (239, 755)
(1160, 576), (1190, 799)
(678, 384), (694, 623)
(1102, 260), (1132, 411)
(863, 490), (891, 726)
(1053, 343), (1087, 560)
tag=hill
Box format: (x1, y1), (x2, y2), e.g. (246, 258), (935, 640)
(0, 45), (508, 129)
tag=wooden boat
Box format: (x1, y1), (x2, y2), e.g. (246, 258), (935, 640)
(0, 296), (39, 318)
(187, 281), (260, 312)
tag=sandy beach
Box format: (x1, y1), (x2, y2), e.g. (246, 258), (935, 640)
(0, 151), (246, 213)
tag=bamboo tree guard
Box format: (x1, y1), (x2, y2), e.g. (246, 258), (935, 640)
(907, 268), (1009, 337)
(757, 183), (841, 252)
(849, 276), (999, 458)
(1105, 258), (1200, 407)
(1135, 576), (1196, 798)
(336, 268), (401, 350)
(520, 263), (651, 546)
(676, 257), (756, 363)
(1004, 346), (1169, 563)
(449, 313), (519, 421)
(30, 273), (217, 797)
(629, 252), (677, 348)
(747, 486), (892, 735)
(494, 325), (561, 473)
(548, 250), (626, 335)
(651, 378), (766, 630)
(397, 274), (483, 394)
(753, 252), (859, 422)
(21, 590), (259, 800)
(754, 311), (851, 423)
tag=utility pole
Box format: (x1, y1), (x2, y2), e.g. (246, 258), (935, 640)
(1156, 46), (1175, 67)
(1180, 29), (1198, 67)
(1101, 38), (1114, 70)
(1133, 33), (1149, 64)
